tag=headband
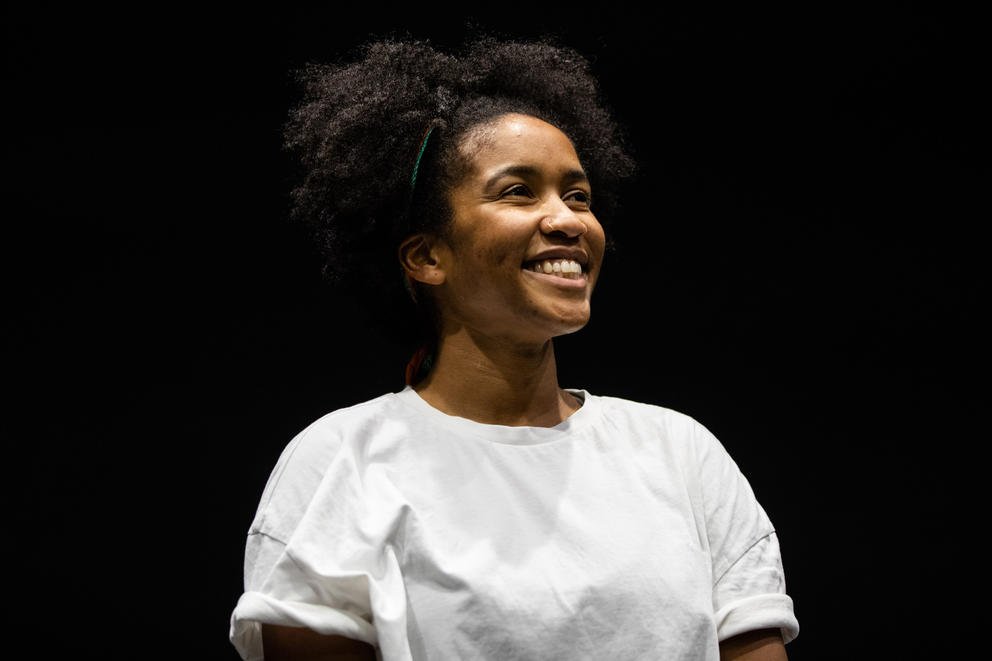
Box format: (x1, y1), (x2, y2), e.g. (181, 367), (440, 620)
(410, 126), (435, 193)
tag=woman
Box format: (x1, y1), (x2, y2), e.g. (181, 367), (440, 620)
(230, 37), (799, 661)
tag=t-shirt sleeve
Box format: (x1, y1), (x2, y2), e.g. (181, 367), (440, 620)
(690, 418), (800, 645)
(713, 532), (799, 644)
(228, 422), (383, 661)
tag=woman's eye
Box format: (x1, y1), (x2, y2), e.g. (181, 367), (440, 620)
(567, 191), (592, 206)
(502, 184), (531, 197)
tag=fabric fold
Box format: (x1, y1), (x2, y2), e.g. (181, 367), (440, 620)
(230, 591), (378, 661)
(714, 592), (800, 644)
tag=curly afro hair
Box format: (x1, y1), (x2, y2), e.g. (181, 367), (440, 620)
(282, 35), (635, 348)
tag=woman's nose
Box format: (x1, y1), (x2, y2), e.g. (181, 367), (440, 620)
(540, 206), (586, 238)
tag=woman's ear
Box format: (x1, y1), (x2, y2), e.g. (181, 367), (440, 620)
(398, 233), (447, 286)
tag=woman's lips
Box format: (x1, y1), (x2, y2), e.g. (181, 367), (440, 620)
(522, 258), (588, 289)
(523, 258), (584, 278)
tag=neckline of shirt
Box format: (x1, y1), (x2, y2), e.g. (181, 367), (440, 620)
(393, 386), (599, 446)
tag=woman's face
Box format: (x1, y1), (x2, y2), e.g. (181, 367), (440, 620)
(432, 113), (607, 345)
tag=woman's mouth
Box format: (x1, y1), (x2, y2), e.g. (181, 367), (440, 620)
(523, 258), (584, 280)
(521, 258), (588, 289)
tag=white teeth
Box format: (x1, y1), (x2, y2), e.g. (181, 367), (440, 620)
(527, 259), (584, 278)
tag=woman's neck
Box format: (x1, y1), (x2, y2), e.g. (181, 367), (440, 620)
(413, 328), (580, 427)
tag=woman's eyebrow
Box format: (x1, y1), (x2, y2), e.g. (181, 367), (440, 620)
(484, 165), (589, 189)
(484, 165), (539, 189)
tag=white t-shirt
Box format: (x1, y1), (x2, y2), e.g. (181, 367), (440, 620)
(230, 387), (799, 661)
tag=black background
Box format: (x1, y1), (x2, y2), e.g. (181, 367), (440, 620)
(8, 4), (986, 659)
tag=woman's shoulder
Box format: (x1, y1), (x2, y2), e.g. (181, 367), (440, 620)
(587, 391), (705, 431)
(270, 392), (399, 465)
(303, 389), (409, 432)
(582, 390), (729, 457)
(248, 390), (409, 538)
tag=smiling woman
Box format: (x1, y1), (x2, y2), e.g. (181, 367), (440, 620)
(229, 36), (799, 661)
(400, 113), (607, 424)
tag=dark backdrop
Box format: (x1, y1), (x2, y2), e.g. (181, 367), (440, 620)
(8, 5), (986, 659)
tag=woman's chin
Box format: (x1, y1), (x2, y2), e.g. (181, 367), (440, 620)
(542, 307), (593, 338)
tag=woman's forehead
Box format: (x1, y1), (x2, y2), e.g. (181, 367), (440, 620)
(459, 113), (582, 178)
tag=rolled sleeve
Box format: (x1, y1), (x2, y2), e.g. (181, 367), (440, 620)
(713, 532), (799, 644)
(230, 590), (377, 661)
(229, 537), (378, 660)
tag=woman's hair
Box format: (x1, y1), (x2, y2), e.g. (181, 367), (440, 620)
(282, 35), (635, 349)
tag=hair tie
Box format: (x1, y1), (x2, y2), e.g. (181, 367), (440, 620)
(410, 126), (435, 192)
(404, 345), (435, 385)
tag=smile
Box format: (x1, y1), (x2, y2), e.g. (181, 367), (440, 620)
(523, 258), (584, 279)
(522, 259), (588, 289)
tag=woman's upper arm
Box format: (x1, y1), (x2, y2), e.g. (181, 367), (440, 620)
(719, 628), (788, 661)
(261, 623), (377, 661)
